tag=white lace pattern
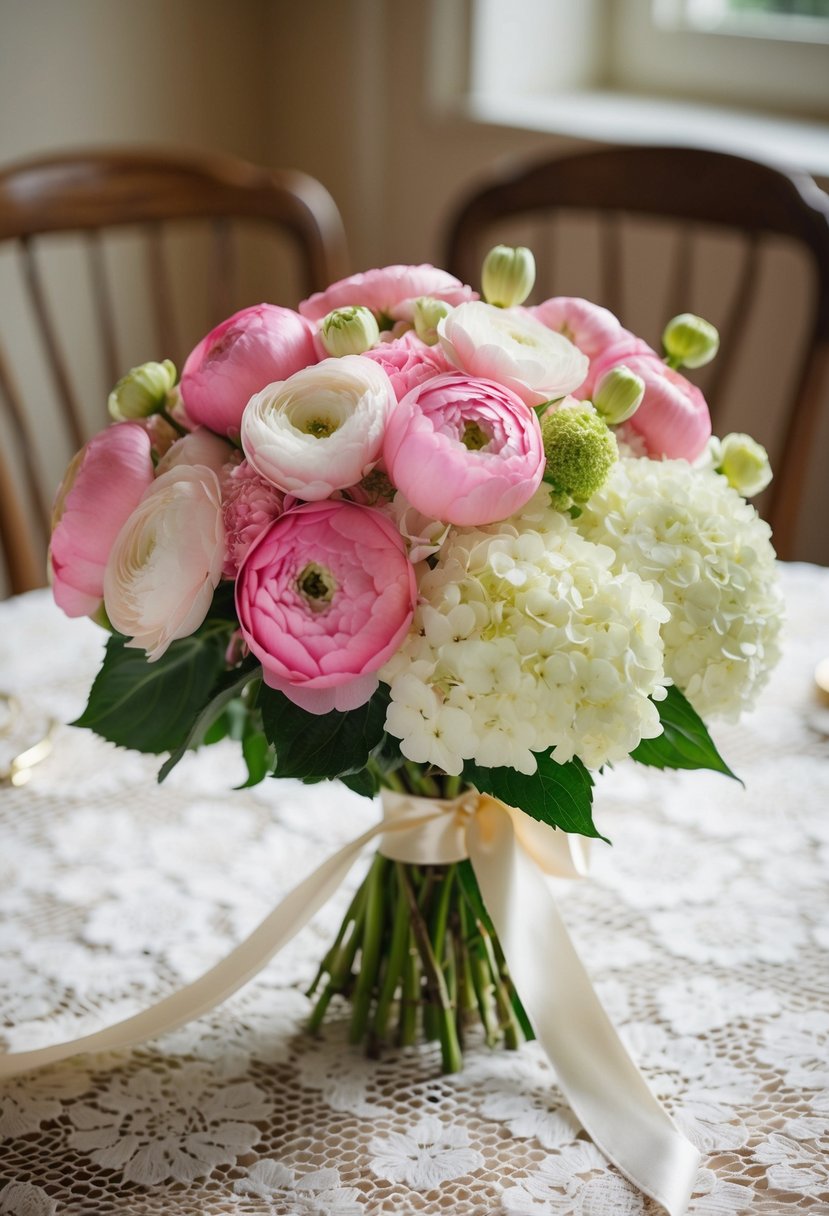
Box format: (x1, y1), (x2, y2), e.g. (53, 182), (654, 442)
(1, 565), (828, 1213)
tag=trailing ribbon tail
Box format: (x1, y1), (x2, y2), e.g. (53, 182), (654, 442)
(0, 792), (698, 1215)
(0, 817), (392, 1078)
(467, 797), (700, 1216)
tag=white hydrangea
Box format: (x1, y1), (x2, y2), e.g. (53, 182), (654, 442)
(576, 457), (783, 721)
(382, 492), (668, 775)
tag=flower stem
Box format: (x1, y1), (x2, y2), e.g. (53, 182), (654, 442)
(371, 866), (411, 1047)
(348, 855), (387, 1045)
(158, 406), (188, 437)
(308, 881), (368, 1033)
(398, 863), (463, 1073)
(398, 921), (420, 1047)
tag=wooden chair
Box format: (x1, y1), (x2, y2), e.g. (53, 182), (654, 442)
(445, 145), (829, 560)
(0, 146), (349, 595)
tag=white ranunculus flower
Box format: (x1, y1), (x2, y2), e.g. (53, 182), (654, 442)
(437, 301), (588, 406)
(155, 427), (235, 476)
(240, 355), (394, 499)
(104, 465), (225, 661)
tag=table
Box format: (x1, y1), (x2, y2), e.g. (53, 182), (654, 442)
(1, 565), (828, 1216)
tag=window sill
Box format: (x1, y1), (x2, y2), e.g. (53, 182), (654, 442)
(462, 90), (829, 183)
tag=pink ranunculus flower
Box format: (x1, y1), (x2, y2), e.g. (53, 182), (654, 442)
(236, 500), (417, 714)
(299, 265), (476, 324)
(383, 372), (546, 526)
(438, 302), (589, 407)
(362, 330), (451, 401)
(577, 335), (652, 400)
(221, 460), (285, 579)
(529, 297), (628, 361)
(241, 355), (395, 500)
(104, 465), (225, 661)
(50, 423), (155, 618)
(589, 343), (712, 460)
(180, 304), (317, 437)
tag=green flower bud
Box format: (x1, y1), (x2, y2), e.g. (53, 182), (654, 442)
(413, 296), (452, 346)
(716, 432), (772, 497)
(541, 402), (618, 507)
(319, 306), (379, 357)
(108, 359), (176, 421)
(592, 364), (645, 425)
(662, 313), (719, 369)
(481, 244), (536, 308)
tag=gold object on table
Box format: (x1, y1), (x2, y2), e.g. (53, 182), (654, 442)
(815, 658), (829, 707)
(0, 692), (57, 786)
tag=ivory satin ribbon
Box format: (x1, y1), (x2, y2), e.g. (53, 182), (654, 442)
(0, 790), (699, 1216)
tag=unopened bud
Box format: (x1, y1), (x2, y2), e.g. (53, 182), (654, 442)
(108, 359), (176, 421)
(716, 432), (772, 497)
(592, 364), (645, 424)
(319, 306), (379, 356)
(413, 296), (452, 346)
(481, 244), (536, 308)
(663, 313), (719, 369)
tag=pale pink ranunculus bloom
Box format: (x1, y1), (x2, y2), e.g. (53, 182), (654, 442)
(529, 297), (627, 361)
(383, 372), (546, 526)
(221, 460), (285, 579)
(589, 343), (712, 460)
(180, 304), (317, 438)
(104, 465), (225, 660)
(235, 500), (417, 715)
(241, 355), (395, 500)
(577, 335), (652, 400)
(50, 422), (155, 619)
(438, 302), (588, 407)
(362, 330), (451, 402)
(156, 427), (236, 476)
(299, 265), (476, 324)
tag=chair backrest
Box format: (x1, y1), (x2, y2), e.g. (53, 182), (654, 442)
(445, 145), (829, 561)
(0, 146), (349, 596)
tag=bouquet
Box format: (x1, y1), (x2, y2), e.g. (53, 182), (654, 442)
(46, 244), (782, 1211)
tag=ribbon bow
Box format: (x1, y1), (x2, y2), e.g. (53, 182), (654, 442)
(0, 790), (699, 1215)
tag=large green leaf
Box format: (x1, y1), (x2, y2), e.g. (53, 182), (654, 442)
(464, 752), (604, 841)
(237, 726), (275, 789)
(340, 767), (380, 799)
(259, 683), (390, 782)
(631, 685), (739, 781)
(74, 630), (228, 754)
(156, 660), (260, 782)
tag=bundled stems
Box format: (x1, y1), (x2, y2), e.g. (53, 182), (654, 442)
(307, 776), (533, 1071)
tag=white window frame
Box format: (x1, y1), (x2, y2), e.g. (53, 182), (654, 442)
(431, 0), (829, 179)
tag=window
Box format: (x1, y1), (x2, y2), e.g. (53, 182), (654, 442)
(439, 0), (829, 183)
(657, 0), (829, 42)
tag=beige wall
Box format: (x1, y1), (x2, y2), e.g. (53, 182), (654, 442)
(0, 0), (826, 577)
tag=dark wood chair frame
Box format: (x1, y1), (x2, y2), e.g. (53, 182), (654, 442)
(0, 146), (349, 594)
(445, 144), (829, 560)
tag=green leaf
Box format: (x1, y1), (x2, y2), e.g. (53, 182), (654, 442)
(340, 767), (380, 799)
(463, 752), (605, 841)
(236, 727), (274, 789)
(204, 580), (238, 623)
(74, 630), (229, 756)
(631, 685), (740, 781)
(259, 683), (390, 782)
(202, 712), (231, 747)
(156, 661), (260, 782)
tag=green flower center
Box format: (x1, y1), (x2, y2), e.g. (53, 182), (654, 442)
(461, 420), (491, 451)
(297, 562), (337, 610)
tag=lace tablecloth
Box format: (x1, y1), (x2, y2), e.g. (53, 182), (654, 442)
(1, 566), (828, 1216)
